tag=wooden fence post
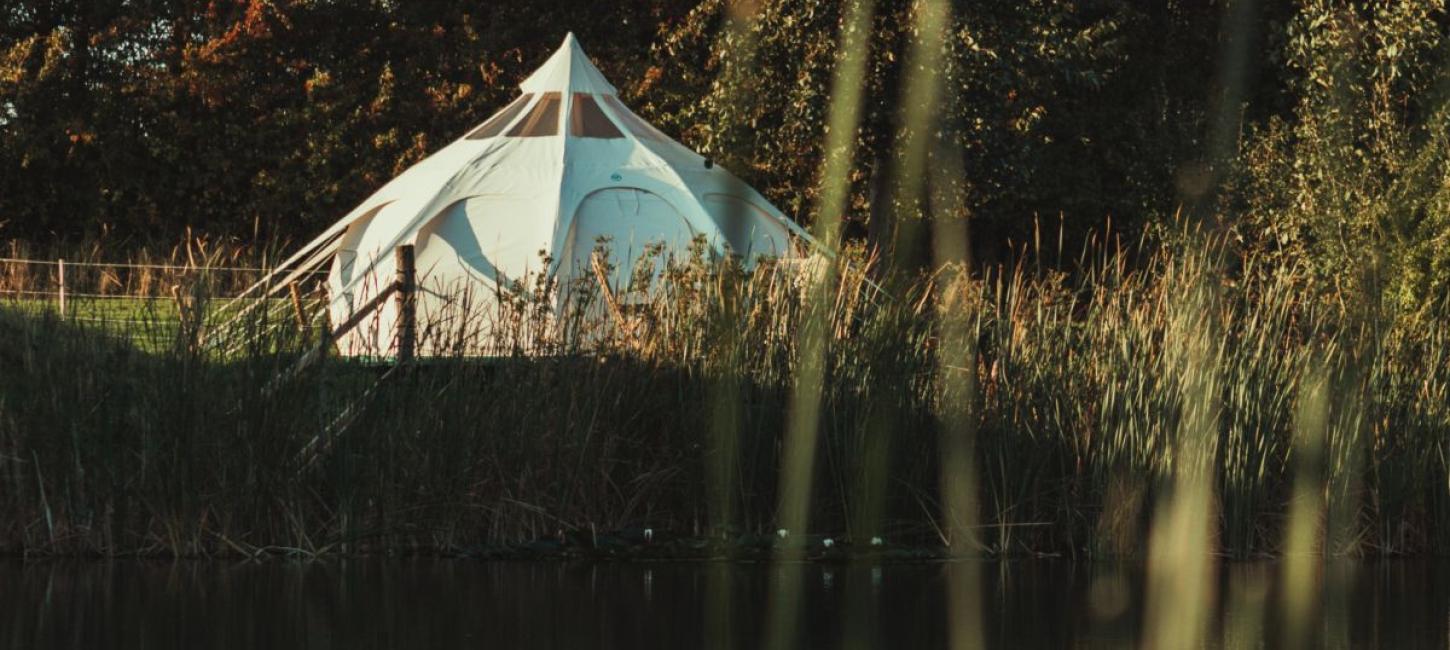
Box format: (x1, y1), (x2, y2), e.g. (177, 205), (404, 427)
(288, 281), (308, 333)
(57, 258), (66, 318)
(395, 245), (415, 363)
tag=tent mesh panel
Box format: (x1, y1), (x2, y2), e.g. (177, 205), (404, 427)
(570, 93), (624, 139)
(466, 94), (533, 140)
(601, 95), (670, 142)
(507, 92), (562, 137)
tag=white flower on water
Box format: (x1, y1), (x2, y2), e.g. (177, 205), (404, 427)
(644, 528), (653, 543)
(776, 528), (789, 539)
(870, 536), (884, 547)
(822, 538), (834, 548)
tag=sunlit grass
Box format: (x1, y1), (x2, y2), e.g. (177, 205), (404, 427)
(2, 231), (1445, 562)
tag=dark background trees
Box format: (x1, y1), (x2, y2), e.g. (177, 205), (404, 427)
(2, 1), (1446, 301)
(0, 0), (698, 244)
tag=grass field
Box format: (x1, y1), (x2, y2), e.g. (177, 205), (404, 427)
(4, 297), (186, 348)
(1, 293), (326, 353)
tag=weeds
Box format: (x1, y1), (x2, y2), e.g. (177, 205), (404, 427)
(0, 230), (1447, 559)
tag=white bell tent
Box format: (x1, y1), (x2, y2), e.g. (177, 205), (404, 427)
(248, 33), (816, 356)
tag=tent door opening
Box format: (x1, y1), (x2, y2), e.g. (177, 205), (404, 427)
(564, 187), (695, 297)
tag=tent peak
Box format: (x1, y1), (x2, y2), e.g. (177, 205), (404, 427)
(519, 33), (617, 96)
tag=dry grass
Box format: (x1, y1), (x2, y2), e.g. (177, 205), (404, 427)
(0, 231), (1446, 560)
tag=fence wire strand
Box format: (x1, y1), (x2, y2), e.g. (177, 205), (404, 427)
(0, 257), (327, 274)
(2, 256), (330, 352)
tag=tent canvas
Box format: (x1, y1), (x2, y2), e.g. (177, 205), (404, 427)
(272, 33), (817, 356)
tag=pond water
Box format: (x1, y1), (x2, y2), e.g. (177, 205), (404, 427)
(2, 559), (1446, 649)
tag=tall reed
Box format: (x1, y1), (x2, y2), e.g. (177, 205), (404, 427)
(1, 231), (1447, 559)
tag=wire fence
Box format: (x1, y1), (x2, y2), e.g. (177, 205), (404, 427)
(0, 256), (330, 351)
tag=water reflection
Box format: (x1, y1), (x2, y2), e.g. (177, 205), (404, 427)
(1, 559), (1446, 649)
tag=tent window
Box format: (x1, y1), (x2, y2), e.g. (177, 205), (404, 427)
(507, 92), (561, 137)
(601, 95), (669, 142)
(570, 93), (624, 139)
(466, 94), (532, 140)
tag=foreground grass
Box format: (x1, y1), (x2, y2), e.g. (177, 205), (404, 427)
(1, 240), (1447, 559)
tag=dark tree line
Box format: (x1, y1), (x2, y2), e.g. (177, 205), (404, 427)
(2, 1), (1447, 301)
(0, 1), (697, 244)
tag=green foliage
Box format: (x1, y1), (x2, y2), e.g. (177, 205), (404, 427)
(0, 0), (695, 243)
(1229, 1), (1450, 309)
(2, 1), (1444, 294)
(655, 0), (1240, 261)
